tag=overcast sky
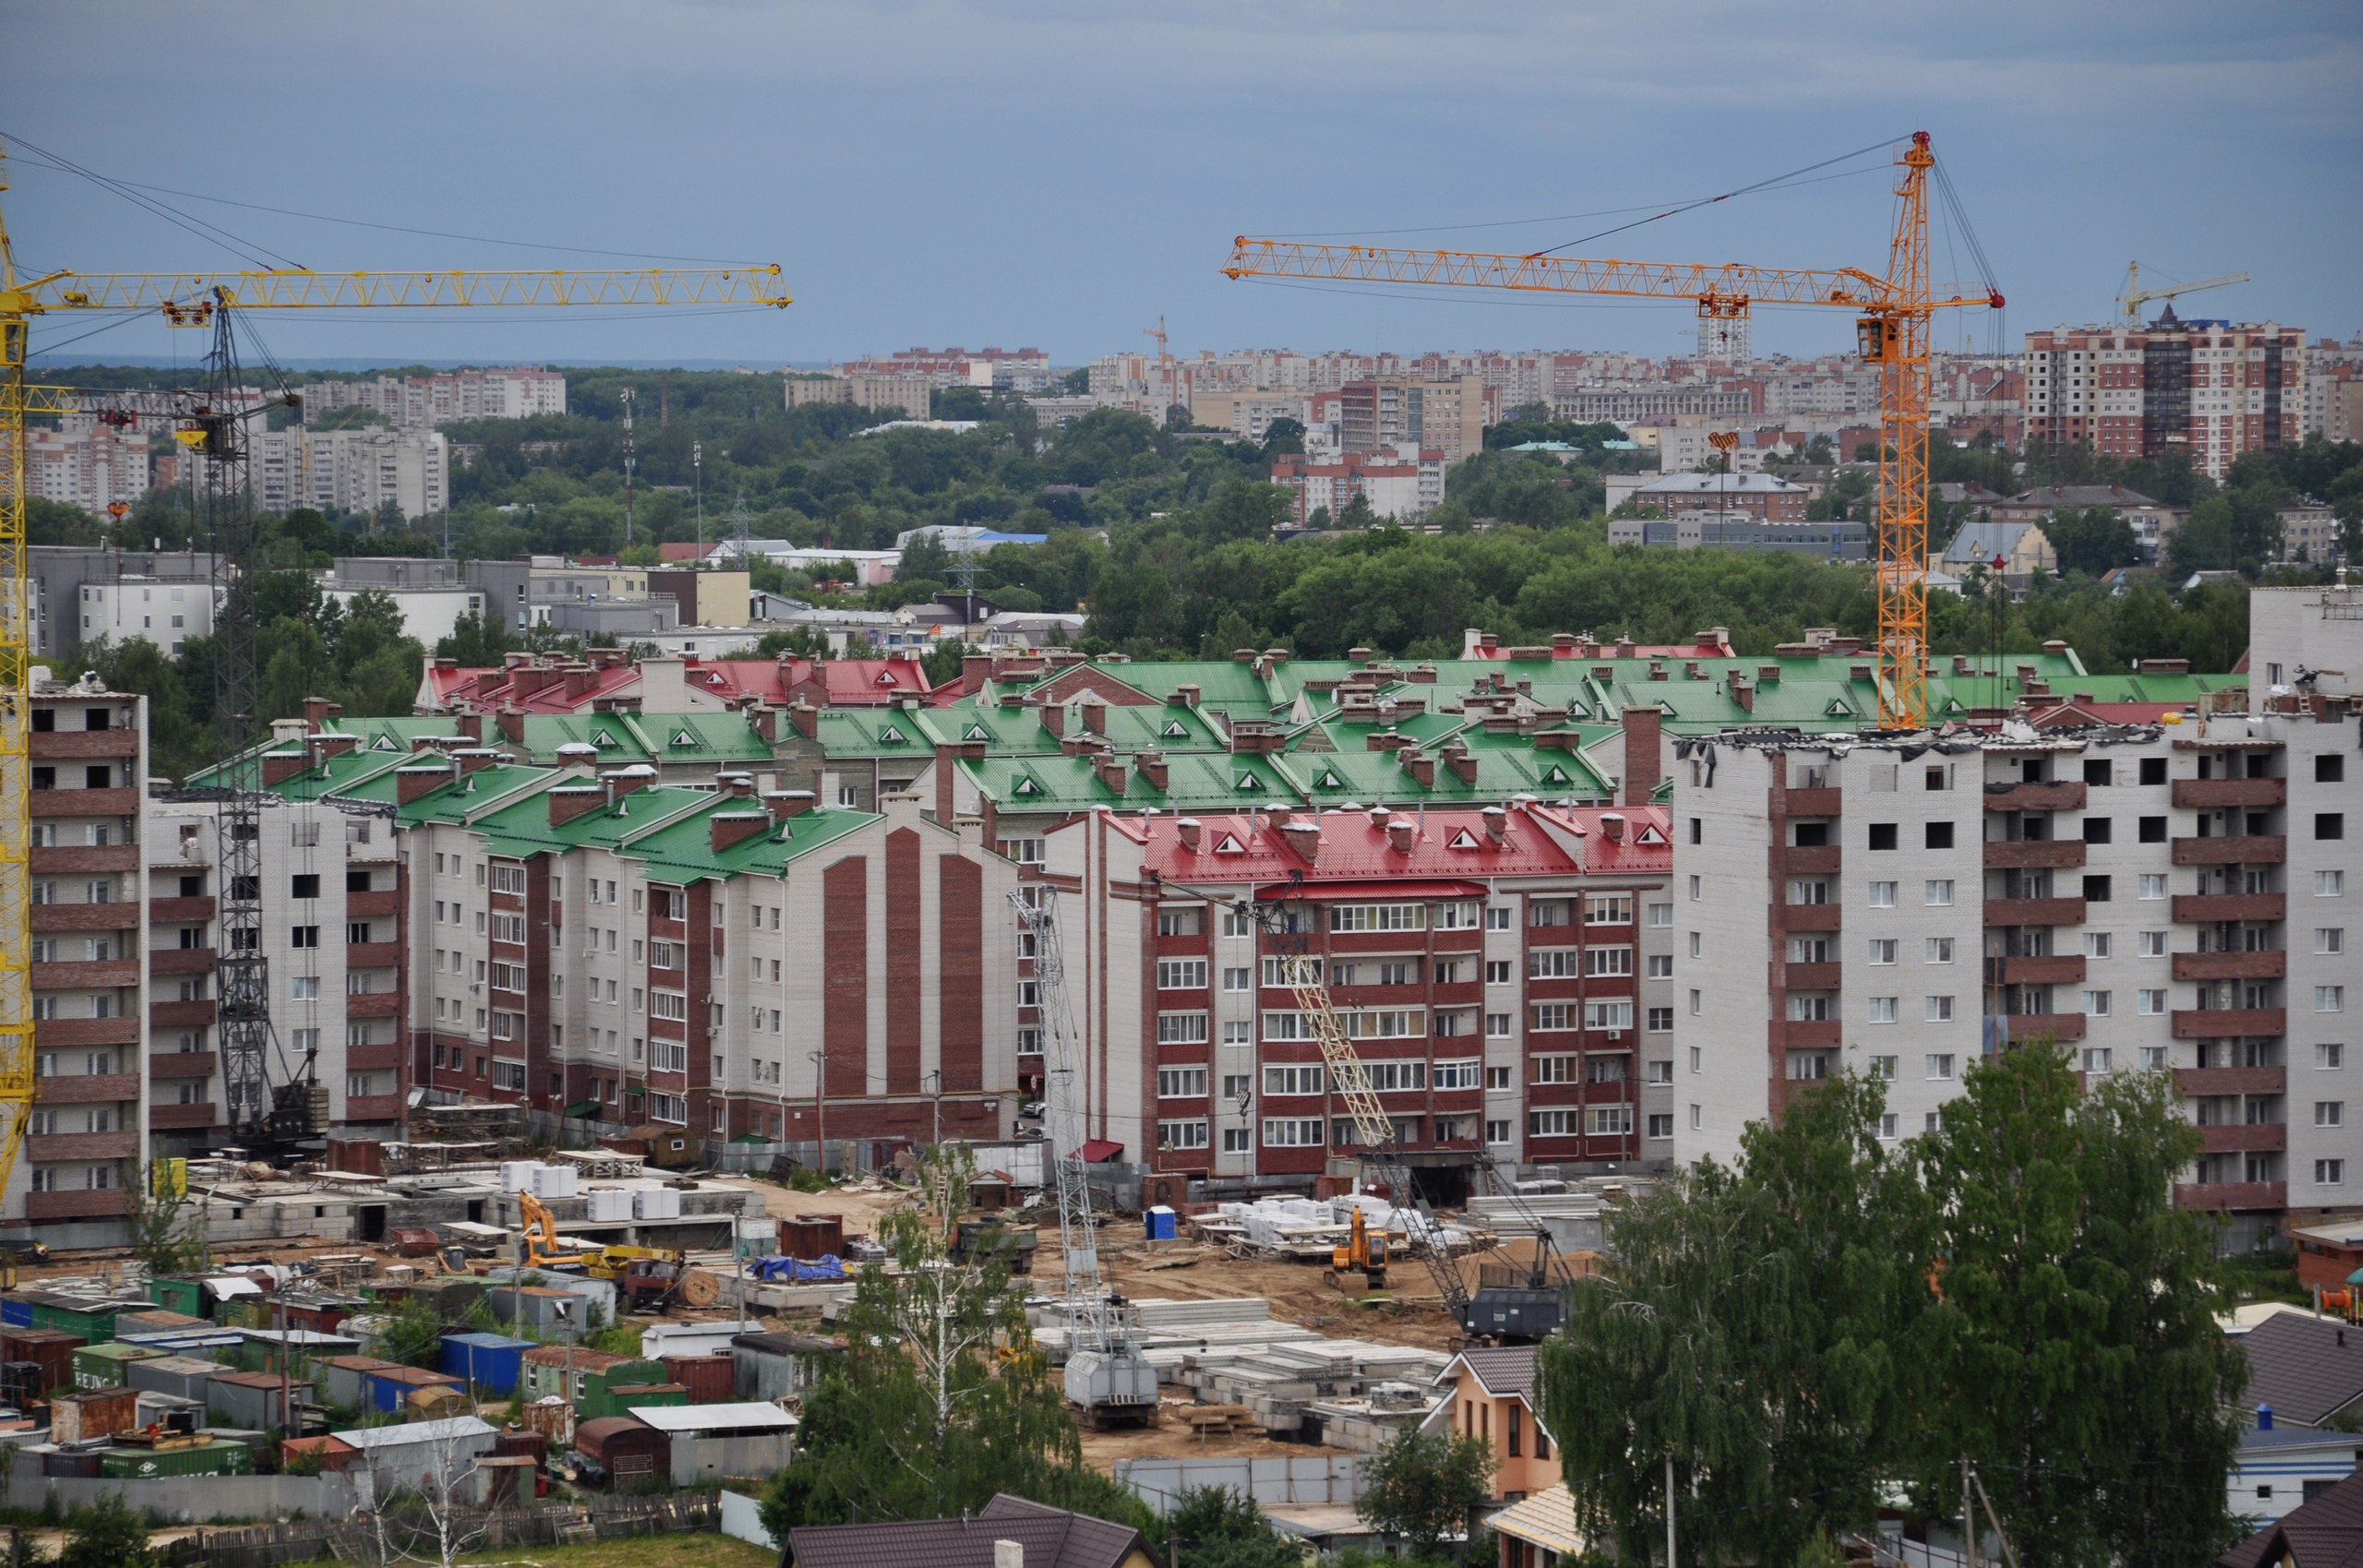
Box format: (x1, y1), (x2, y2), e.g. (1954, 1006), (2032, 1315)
(10, 2), (2358, 370)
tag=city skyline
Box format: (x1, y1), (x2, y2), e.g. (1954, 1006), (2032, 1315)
(10, 1), (2360, 366)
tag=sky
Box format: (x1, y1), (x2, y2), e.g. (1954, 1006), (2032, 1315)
(8, 1), (2360, 372)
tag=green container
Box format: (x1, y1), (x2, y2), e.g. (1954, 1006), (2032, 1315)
(98, 1439), (255, 1478)
(148, 1279), (207, 1319)
(578, 1360), (668, 1419)
(32, 1302), (126, 1344)
(70, 1343), (158, 1391)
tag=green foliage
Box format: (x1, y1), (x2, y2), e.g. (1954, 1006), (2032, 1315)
(379, 1295), (448, 1370)
(123, 1164), (210, 1278)
(1164, 1485), (1301, 1568)
(2042, 507), (2141, 577)
(58, 1493), (158, 1568)
(1353, 1426), (1495, 1559)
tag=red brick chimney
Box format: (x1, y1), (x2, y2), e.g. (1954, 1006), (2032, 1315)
(450, 712), (483, 744)
(1385, 819), (1416, 855)
(1400, 749), (1435, 787)
(601, 766), (656, 800)
(1079, 700), (1107, 735)
(1277, 817), (1321, 863)
(1175, 818), (1202, 852)
(547, 784), (606, 826)
(1038, 703), (1065, 738)
(302, 696), (342, 731)
(395, 764), (450, 805)
(762, 790), (816, 821)
(1482, 806), (1508, 843)
(454, 748), (498, 774)
(1136, 752), (1169, 790)
(788, 700), (820, 741)
(749, 706), (778, 743)
(1601, 811), (1626, 844)
(1094, 754), (1128, 793)
(315, 734), (359, 760)
(496, 708), (526, 746)
(262, 750), (307, 786)
(710, 810), (771, 853)
(1443, 742), (1478, 787)
(1620, 705), (1663, 808)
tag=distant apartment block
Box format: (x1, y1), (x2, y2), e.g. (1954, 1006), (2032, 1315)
(838, 347), (1051, 390)
(299, 367), (565, 428)
(784, 374), (931, 421)
(1189, 389), (1311, 444)
(213, 427), (450, 521)
(2024, 307), (2304, 481)
(1271, 449), (1445, 527)
(1338, 377), (1486, 464)
(1554, 385), (1759, 423)
(1607, 472), (1811, 522)
(15, 425), (151, 515)
(1697, 315), (1751, 361)
(1610, 515), (1867, 560)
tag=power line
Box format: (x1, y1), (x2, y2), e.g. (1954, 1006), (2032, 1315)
(0, 128), (306, 271)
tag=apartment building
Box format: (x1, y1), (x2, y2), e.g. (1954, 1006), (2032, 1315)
(69, 577), (216, 658)
(299, 368), (566, 428)
(29, 547), (214, 659)
(145, 732), (408, 1151)
(1038, 800), (1673, 1188)
(1337, 377), (1486, 464)
(16, 424), (151, 515)
(236, 427), (450, 520)
(1270, 449), (1446, 527)
(1670, 696), (2358, 1247)
(378, 749), (1020, 1147)
(17, 670), (149, 1249)
(2023, 307), (2305, 481)
(784, 374), (932, 422)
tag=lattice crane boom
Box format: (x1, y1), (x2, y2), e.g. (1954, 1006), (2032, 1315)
(1224, 132), (2000, 731)
(0, 141), (791, 1217)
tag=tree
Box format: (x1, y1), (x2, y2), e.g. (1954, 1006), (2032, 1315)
(1354, 1426), (1496, 1560)
(379, 1294), (448, 1370)
(434, 612), (516, 667)
(1913, 1044), (2245, 1568)
(1260, 416), (1307, 460)
(123, 1163), (210, 1278)
(58, 1493), (158, 1568)
(362, 1422), (494, 1568)
(897, 528), (954, 584)
(1164, 1485), (1301, 1568)
(2043, 507), (2140, 577)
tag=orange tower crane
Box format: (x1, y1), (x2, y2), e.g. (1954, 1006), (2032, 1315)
(1224, 131), (2000, 731)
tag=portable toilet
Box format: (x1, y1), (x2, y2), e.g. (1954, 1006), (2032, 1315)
(1145, 1205), (1178, 1241)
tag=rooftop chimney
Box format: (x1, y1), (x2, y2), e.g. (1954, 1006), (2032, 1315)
(395, 764), (450, 806)
(788, 700), (820, 741)
(1601, 811), (1626, 844)
(1170, 684), (1200, 708)
(452, 712), (485, 745)
(710, 810), (771, 853)
(547, 784), (606, 827)
(1444, 743), (1478, 786)
(1400, 749), (1436, 786)
(1175, 818), (1203, 852)
(1094, 754), (1129, 794)
(762, 789), (816, 821)
(261, 750), (308, 787)
(496, 708), (526, 746)
(1038, 702), (1065, 738)
(1385, 819), (1417, 855)
(1079, 699), (1108, 735)
(600, 765), (656, 800)
(302, 696), (343, 731)
(1481, 805), (1508, 842)
(1620, 705), (1663, 808)
(1277, 816), (1321, 863)
(1136, 752), (1170, 790)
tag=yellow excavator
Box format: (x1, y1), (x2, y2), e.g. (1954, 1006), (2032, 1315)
(473, 1191), (721, 1310)
(1326, 1206), (1389, 1294)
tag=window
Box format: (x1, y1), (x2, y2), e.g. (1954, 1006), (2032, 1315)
(1688, 876), (1703, 903)
(490, 1059), (527, 1092)
(1867, 997), (1897, 1024)
(649, 1092), (688, 1125)
(1221, 1127), (1253, 1154)
(650, 940), (684, 970)
(1529, 901), (1571, 928)
(1485, 1013), (1512, 1038)
(1646, 902), (1672, 928)
(1647, 1007), (1674, 1032)
(290, 976), (318, 1000)
(2320, 929), (2347, 955)
(1157, 1067), (1208, 1098)
(1590, 1105), (1632, 1136)
(1926, 1053), (1956, 1080)
(1436, 902), (1481, 930)
(2081, 989), (2112, 1017)
(1158, 1119), (1210, 1151)
(2139, 816), (2167, 843)
(490, 864), (527, 895)
(1157, 1012), (1210, 1045)
(2082, 1047), (2113, 1075)
(1532, 1054), (1576, 1084)
(1219, 906), (1253, 938)
(2315, 1101), (2345, 1128)
(1485, 1119), (1513, 1144)
(1688, 989), (1702, 1016)
(1690, 1104), (1702, 1131)
(1262, 1119), (1324, 1147)
(1925, 880), (1954, 907)
(2317, 870), (2345, 897)
(1689, 932), (1701, 959)
(1926, 938), (1955, 964)
(2320, 987), (2347, 1013)
(2320, 754), (2347, 784)
(1156, 907), (1203, 938)
(1365, 1059), (1428, 1092)
(290, 874), (320, 899)
(1529, 949), (1577, 979)
(2082, 875), (2111, 903)
(1585, 999), (1634, 1031)
(1485, 960), (1513, 985)
(1868, 822), (1898, 851)
(1925, 821), (1954, 850)
(290, 925), (319, 949)
(1867, 939), (1897, 965)
(2081, 817), (2112, 844)
(2138, 988), (2166, 1015)
(2139, 930), (2167, 957)
(1788, 1052), (1830, 1081)
(1585, 894), (1633, 926)
(1263, 1064), (1324, 1095)
(1868, 1055), (1897, 1082)
(1529, 1109), (1574, 1137)
(1925, 995), (1956, 1023)
(1866, 881), (1897, 908)
(2081, 932), (2112, 960)
(1486, 906), (1513, 930)
(1533, 1004), (1573, 1032)
(1689, 1046), (1702, 1075)
(1688, 818), (1702, 844)
(2319, 1044), (2346, 1070)
(1157, 959), (1208, 990)
(1433, 1059), (1481, 1090)
(1647, 1113), (1673, 1140)
(1582, 946), (1633, 977)
(1220, 1021), (1251, 1048)
(2318, 813), (2346, 841)
(1646, 953), (1672, 978)
(1486, 1065), (1513, 1091)
(2140, 757), (2166, 785)
(1330, 904), (1424, 932)
(2140, 874), (2167, 900)
(1790, 880), (1831, 905)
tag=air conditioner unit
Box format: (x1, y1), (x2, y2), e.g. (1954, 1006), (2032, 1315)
(468, 983), (482, 994)
(1607, 1030), (1624, 1042)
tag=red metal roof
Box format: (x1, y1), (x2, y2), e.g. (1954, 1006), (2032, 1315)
(1076, 1139), (1124, 1163)
(1253, 879), (1490, 902)
(1129, 804), (1670, 885)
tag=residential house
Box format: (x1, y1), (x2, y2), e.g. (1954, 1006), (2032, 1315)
(2291, 1218), (2363, 1296)
(1423, 1347), (1560, 1503)
(1490, 1485), (1586, 1568)
(2236, 1313), (2363, 1430)
(2220, 1468), (2363, 1568)
(2227, 1423), (2362, 1527)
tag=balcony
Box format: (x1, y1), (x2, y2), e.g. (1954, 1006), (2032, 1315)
(27, 1131), (140, 1164)
(150, 948), (217, 976)
(344, 991), (401, 1019)
(150, 999), (217, 1028)
(150, 1050), (218, 1080)
(2173, 892), (2285, 924)
(2175, 1066), (2285, 1099)
(33, 1017), (138, 1048)
(30, 844), (138, 874)
(2173, 1008), (2285, 1039)
(26, 1191), (127, 1221)
(149, 1102), (218, 1131)
(35, 1072), (139, 1105)
(347, 890), (401, 919)
(1779, 903), (1843, 933)
(1985, 897), (2086, 928)
(346, 1040), (402, 1072)
(30, 958), (138, 990)
(1776, 844), (1842, 876)
(2173, 777), (2285, 810)
(2001, 1012), (2087, 1043)
(1772, 1018), (1843, 1049)
(343, 1094), (403, 1123)
(1984, 840), (2087, 870)
(1781, 786), (1844, 818)
(30, 903), (138, 933)
(2173, 951), (2285, 982)
(30, 786), (138, 818)
(1997, 954), (2085, 987)
(1983, 780), (2087, 812)
(2173, 1180), (2285, 1212)
(31, 729), (139, 760)
(2197, 1123), (2285, 1155)
(1782, 961), (1843, 991)
(147, 895), (215, 923)
(2174, 835), (2286, 867)
(346, 940), (402, 970)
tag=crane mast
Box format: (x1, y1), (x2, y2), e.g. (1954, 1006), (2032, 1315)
(1009, 890), (1157, 1424)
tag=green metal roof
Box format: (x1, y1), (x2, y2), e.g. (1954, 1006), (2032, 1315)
(959, 749), (1298, 812)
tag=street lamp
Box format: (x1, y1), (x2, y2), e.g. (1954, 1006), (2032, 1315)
(808, 1050), (828, 1179)
(925, 1068), (943, 1148)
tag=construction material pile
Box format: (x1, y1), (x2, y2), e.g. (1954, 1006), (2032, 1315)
(1191, 1195), (1474, 1259)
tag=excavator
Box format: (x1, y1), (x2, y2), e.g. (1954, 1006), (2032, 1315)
(457, 1191), (721, 1311)
(1326, 1207), (1389, 1294)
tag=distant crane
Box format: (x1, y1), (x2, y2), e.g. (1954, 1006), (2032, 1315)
(2119, 261), (2248, 323)
(1009, 891), (1158, 1427)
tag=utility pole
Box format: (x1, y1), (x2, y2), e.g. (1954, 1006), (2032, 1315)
(809, 1049), (827, 1179)
(620, 387), (637, 547)
(1666, 1451), (1677, 1568)
(1961, 1455), (1977, 1568)
(692, 440), (703, 560)
(926, 1068), (943, 1147)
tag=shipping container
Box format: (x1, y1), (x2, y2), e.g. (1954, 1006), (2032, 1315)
(71, 1343), (158, 1391)
(778, 1214), (844, 1260)
(114, 1310), (207, 1335)
(30, 1296), (148, 1344)
(124, 1355), (222, 1406)
(41, 1449), (101, 1478)
(438, 1333), (533, 1398)
(604, 1382), (687, 1414)
(147, 1278), (208, 1319)
(660, 1353), (734, 1406)
(572, 1415), (669, 1487)
(576, 1361), (669, 1420)
(49, 1386), (139, 1445)
(116, 1328), (245, 1361)
(0, 1328), (84, 1395)
(318, 1354), (401, 1412)
(207, 1371), (311, 1433)
(361, 1365), (463, 1415)
(98, 1437), (254, 1478)
(0, 1297), (31, 1328)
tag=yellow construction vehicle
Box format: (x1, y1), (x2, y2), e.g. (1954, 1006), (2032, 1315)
(1327, 1206), (1389, 1294)
(514, 1191), (600, 1271)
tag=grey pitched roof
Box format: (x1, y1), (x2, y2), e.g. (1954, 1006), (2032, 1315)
(1442, 1345), (1538, 1401)
(1941, 520), (2045, 566)
(2236, 1312), (2363, 1428)
(2220, 1468), (2363, 1568)
(783, 1493), (1147, 1568)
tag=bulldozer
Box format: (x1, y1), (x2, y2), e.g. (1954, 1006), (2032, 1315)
(1325, 1206), (1388, 1294)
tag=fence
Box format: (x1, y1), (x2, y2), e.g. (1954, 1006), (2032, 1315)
(1113, 1454), (1368, 1514)
(161, 1490), (722, 1568)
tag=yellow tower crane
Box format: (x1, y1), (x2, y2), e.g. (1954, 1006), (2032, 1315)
(1224, 131), (2000, 732)
(0, 143), (790, 1228)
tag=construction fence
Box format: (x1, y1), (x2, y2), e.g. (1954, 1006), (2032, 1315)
(158, 1490), (722, 1568)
